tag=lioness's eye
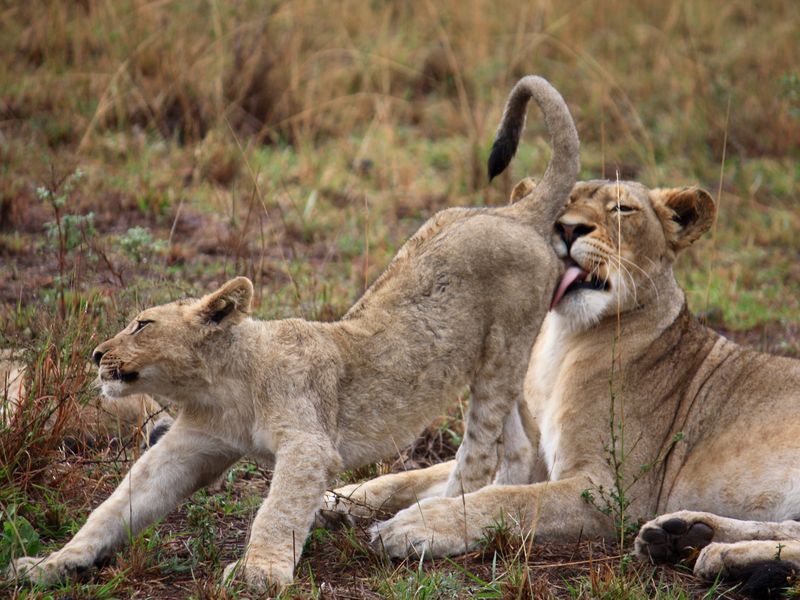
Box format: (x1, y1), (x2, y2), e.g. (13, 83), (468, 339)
(132, 319), (154, 334)
(611, 204), (636, 213)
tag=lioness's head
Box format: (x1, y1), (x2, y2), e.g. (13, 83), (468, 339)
(544, 179), (715, 328)
(92, 277), (253, 400)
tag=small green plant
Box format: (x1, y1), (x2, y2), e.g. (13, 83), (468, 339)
(781, 72), (800, 119)
(776, 542), (786, 561)
(185, 491), (221, 567)
(119, 226), (166, 264)
(36, 168), (94, 318)
(0, 504), (40, 568)
(581, 327), (686, 548)
(44, 212), (96, 253)
(582, 427), (685, 548)
(381, 565), (467, 600)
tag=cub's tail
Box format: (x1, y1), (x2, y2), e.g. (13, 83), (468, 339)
(488, 76), (580, 227)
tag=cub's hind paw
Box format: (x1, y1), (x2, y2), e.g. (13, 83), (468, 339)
(635, 512), (715, 565)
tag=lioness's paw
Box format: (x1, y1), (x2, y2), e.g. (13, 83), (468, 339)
(10, 549), (94, 586)
(370, 498), (469, 559)
(693, 542), (735, 580)
(635, 511), (714, 565)
(315, 483), (390, 529)
(314, 490), (361, 530)
(693, 540), (799, 585)
(222, 558), (293, 592)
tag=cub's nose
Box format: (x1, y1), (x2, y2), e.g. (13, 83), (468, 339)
(92, 348), (105, 366)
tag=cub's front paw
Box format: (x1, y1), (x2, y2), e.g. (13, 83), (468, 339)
(371, 498), (469, 559)
(635, 511), (715, 565)
(222, 557), (293, 592)
(11, 548), (95, 586)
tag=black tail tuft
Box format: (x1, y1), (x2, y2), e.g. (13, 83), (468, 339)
(738, 560), (797, 599)
(487, 131), (518, 182)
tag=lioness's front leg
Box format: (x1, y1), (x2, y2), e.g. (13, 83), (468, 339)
(373, 474), (612, 558)
(11, 422), (239, 586)
(224, 432), (341, 591)
(320, 461), (455, 525)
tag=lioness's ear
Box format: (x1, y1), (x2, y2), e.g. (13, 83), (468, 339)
(652, 187), (715, 250)
(510, 177), (537, 202)
(195, 277), (254, 326)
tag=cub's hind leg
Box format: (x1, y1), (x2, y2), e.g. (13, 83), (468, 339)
(494, 401), (544, 486)
(445, 327), (528, 496)
(11, 421), (240, 586)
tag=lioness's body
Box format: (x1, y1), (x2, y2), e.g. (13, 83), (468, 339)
(12, 76), (581, 591)
(327, 179), (800, 589)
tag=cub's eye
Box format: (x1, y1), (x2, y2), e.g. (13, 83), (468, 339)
(132, 320), (153, 334)
(610, 204), (636, 214)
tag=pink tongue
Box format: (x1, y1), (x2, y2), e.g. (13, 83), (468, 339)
(550, 266), (588, 309)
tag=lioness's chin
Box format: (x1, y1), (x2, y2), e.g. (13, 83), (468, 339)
(552, 290), (618, 330)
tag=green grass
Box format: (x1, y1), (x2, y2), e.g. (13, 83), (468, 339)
(1, 0), (799, 597)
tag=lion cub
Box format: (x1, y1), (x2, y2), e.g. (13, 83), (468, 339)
(12, 76), (579, 591)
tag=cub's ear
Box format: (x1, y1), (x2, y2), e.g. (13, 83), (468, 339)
(510, 177), (537, 203)
(195, 277), (254, 326)
(651, 187), (715, 250)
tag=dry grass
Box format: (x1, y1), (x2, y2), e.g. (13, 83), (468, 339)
(0, 0), (798, 597)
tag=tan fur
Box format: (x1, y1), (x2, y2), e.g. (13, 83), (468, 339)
(325, 180), (800, 588)
(10, 76), (581, 591)
(0, 350), (26, 426)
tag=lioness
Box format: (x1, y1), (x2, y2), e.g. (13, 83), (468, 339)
(323, 177), (800, 593)
(11, 75), (580, 590)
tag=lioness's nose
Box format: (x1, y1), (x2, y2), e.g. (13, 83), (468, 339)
(92, 348), (105, 366)
(557, 222), (595, 249)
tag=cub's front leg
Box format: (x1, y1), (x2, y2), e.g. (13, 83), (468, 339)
(224, 432), (342, 592)
(11, 422), (239, 586)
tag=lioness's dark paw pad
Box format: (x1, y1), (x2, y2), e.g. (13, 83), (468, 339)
(636, 518), (714, 564)
(661, 518), (690, 535)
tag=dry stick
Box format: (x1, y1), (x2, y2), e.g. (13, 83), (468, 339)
(76, 34), (160, 154)
(527, 553), (626, 569)
(460, 480), (468, 570)
(209, 0), (225, 118)
(224, 117), (304, 312)
(363, 190), (370, 294)
(703, 94), (731, 319)
(546, 35), (659, 178)
(614, 169), (625, 550)
(600, 103), (606, 180)
(423, 0), (481, 187)
(165, 194), (186, 274)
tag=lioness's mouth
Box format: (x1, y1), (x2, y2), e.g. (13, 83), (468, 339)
(550, 262), (610, 309)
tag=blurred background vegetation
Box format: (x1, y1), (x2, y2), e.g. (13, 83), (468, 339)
(0, 1), (798, 597)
